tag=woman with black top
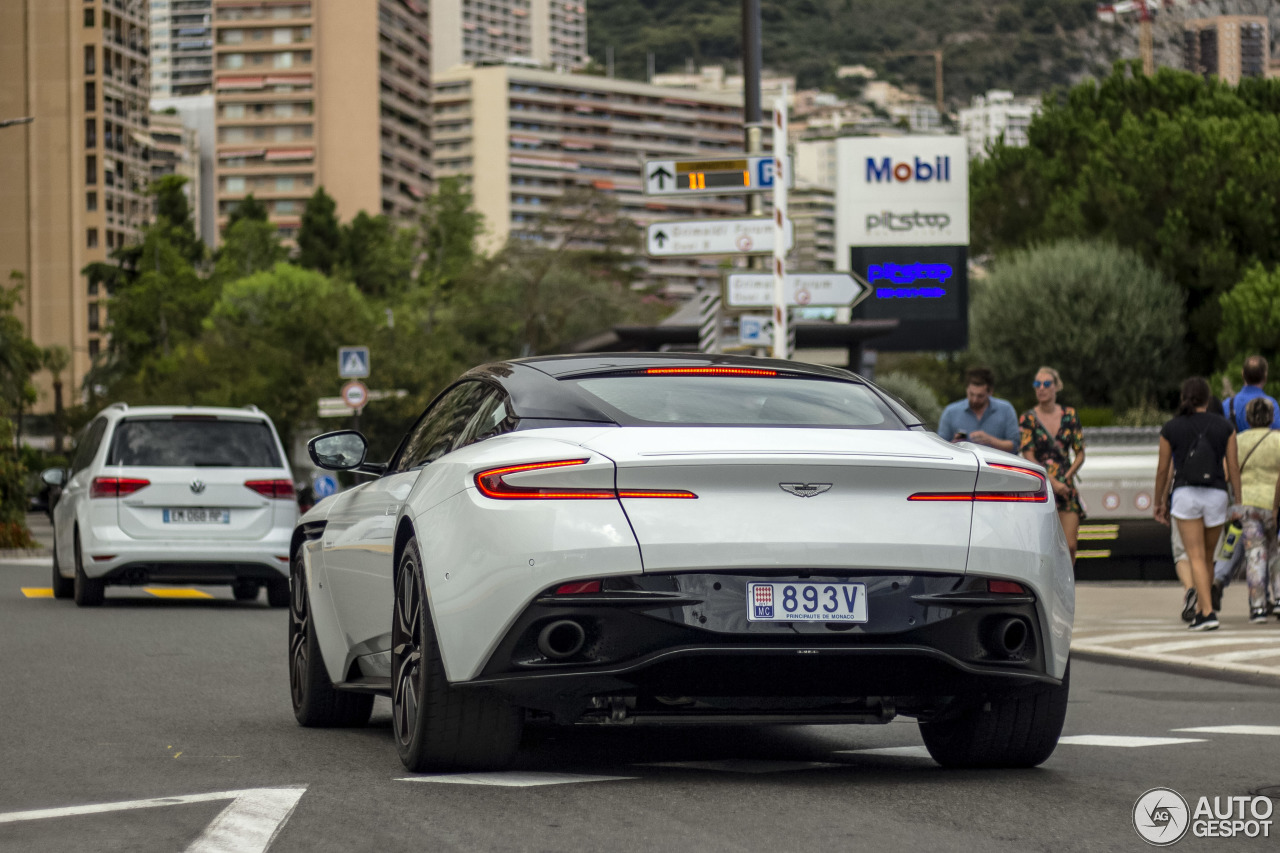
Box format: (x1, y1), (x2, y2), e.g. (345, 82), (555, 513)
(1154, 377), (1242, 631)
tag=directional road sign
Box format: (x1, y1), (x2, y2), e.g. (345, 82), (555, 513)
(644, 155), (792, 196)
(646, 217), (793, 257)
(341, 380), (369, 410)
(313, 474), (338, 499)
(738, 314), (773, 345)
(725, 273), (868, 308)
(338, 346), (370, 378)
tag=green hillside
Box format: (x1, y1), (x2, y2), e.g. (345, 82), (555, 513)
(586, 0), (1119, 106)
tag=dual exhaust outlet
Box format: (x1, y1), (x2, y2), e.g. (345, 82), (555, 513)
(537, 619), (587, 660)
(987, 616), (1031, 659)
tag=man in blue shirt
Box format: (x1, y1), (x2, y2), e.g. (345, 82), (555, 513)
(1223, 355), (1280, 432)
(937, 367), (1020, 452)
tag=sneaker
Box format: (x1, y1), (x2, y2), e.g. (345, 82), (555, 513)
(1251, 609), (1269, 624)
(1181, 588), (1197, 623)
(1211, 581), (1223, 613)
(1189, 611), (1220, 631)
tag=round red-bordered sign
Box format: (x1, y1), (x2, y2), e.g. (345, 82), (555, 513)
(341, 380), (368, 410)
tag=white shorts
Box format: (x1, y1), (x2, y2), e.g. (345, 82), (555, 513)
(1171, 486), (1229, 527)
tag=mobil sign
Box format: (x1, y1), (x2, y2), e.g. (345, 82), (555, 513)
(834, 136), (969, 250)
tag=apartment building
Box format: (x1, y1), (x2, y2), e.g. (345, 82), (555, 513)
(958, 89), (1041, 159)
(1183, 15), (1270, 85)
(431, 0), (587, 75)
(151, 0), (215, 97)
(211, 0), (430, 240)
(1, 0), (151, 401)
(431, 64), (758, 297)
(790, 187), (836, 272)
(149, 110), (202, 237)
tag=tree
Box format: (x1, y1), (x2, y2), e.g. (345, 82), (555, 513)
(875, 371), (942, 431)
(0, 273), (44, 422)
(341, 212), (416, 299)
(226, 193), (269, 229)
(297, 187), (342, 275)
(417, 177), (484, 295)
(971, 63), (1280, 371)
(42, 345), (71, 454)
(151, 174), (204, 264)
(1217, 263), (1280, 400)
(971, 240), (1184, 411)
(212, 218), (287, 285)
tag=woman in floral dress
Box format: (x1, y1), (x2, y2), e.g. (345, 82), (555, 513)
(1019, 366), (1086, 563)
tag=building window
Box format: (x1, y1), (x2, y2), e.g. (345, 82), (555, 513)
(224, 176), (246, 193)
(88, 303), (100, 332)
(84, 8), (94, 26)
(89, 339), (101, 358)
(87, 229), (99, 249)
(85, 81), (95, 111)
(86, 191), (97, 211)
(85, 118), (96, 148)
(84, 45), (96, 74)
(86, 155), (97, 185)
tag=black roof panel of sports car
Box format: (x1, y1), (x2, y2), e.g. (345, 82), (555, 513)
(511, 352), (862, 381)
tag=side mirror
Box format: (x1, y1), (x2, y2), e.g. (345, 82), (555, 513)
(308, 431), (368, 471)
(41, 468), (66, 487)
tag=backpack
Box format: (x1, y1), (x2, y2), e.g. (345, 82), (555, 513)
(1177, 425), (1219, 487)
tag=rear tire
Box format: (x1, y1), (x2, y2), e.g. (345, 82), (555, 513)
(51, 538), (73, 600)
(288, 550), (372, 727)
(392, 536), (523, 772)
(919, 661), (1070, 769)
(72, 530), (104, 607)
(266, 578), (290, 608)
(232, 582), (260, 602)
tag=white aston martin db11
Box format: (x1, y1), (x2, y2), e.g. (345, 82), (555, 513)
(289, 354), (1073, 771)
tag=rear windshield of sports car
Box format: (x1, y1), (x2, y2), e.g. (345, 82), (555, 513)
(107, 418), (283, 467)
(568, 375), (906, 429)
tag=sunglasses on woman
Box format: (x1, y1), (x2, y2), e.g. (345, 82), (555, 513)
(1032, 380), (1055, 389)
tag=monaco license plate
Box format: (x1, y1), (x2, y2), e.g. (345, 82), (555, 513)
(163, 508), (230, 524)
(747, 582), (869, 623)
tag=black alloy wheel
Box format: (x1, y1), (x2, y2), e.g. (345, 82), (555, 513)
(391, 536), (523, 772)
(72, 529), (104, 607)
(288, 549), (372, 727)
(51, 536), (73, 599)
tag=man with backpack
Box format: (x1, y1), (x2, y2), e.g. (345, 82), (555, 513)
(1223, 356), (1280, 433)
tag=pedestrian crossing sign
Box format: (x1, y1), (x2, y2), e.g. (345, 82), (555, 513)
(338, 346), (370, 378)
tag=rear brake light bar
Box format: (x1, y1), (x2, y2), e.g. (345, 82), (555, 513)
(645, 367), (777, 377)
(474, 459), (697, 500)
(90, 477), (150, 499)
(908, 463), (1048, 504)
(245, 479), (296, 499)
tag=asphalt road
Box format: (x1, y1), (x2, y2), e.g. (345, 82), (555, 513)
(3, 556), (1279, 852)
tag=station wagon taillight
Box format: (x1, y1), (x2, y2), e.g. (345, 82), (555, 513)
(91, 477), (150, 499)
(245, 479), (296, 499)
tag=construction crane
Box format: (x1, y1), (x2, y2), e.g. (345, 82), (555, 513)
(881, 49), (944, 115)
(1096, 0), (1207, 75)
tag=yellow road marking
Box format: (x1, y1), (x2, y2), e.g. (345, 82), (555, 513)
(1079, 525), (1120, 541)
(1076, 549), (1113, 559)
(21, 588), (53, 598)
(144, 588), (213, 599)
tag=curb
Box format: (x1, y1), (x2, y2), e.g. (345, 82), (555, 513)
(1072, 643), (1280, 690)
(0, 548), (50, 561)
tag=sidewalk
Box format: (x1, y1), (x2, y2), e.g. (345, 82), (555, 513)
(1073, 582), (1280, 687)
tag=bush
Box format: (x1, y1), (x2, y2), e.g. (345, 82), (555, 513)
(876, 371), (943, 432)
(971, 239), (1184, 411)
(0, 418), (35, 548)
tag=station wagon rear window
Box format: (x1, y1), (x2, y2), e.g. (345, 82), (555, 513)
(108, 418), (283, 467)
(569, 376), (904, 429)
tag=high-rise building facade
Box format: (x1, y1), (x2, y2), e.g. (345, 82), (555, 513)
(151, 0), (215, 97)
(211, 0), (430, 239)
(431, 64), (755, 297)
(1183, 16), (1270, 85)
(431, 0), (587, 74)
(958, 89), (1041, 160)
(1, 0), (151, 400)
(149, 109), (203, 236)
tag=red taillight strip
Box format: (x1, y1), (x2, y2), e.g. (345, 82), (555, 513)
(644, 367), (777, 376)
(908, 463), (1049, 503)
(90, 477), (151, 499)
(474, 459), (697, 501)
(245, 479), (296, 499)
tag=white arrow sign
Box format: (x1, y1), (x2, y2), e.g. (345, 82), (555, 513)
(647, 217), (793, 257)
(726, 273), (868, 307)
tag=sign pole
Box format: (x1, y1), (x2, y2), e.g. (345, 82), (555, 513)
(771, 85), (789, 360)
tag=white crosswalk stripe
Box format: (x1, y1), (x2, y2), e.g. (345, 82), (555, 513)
(1130, 636), (1280, 655)
(397, 772), (635, 787)
(1173, 725), (1280, 736)
(1056, 735), (1205, 748)
(642, 760), (840, 774)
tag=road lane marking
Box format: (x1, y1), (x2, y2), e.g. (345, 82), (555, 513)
(1056, 735), (1205, 747)
(0, 786), (306, 853)
(838, 746), (931, 759)
(1070, 631), (1189, 645)
(145, 588), (214, 599)
(1174, 725), (1280, 736)
(641, 760), (841, 773)
(398, 772), (634, 787)
(1206, 648), (1280, 663)
(1130, 637), (1280, 655)
(21, 587), (53, 598)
